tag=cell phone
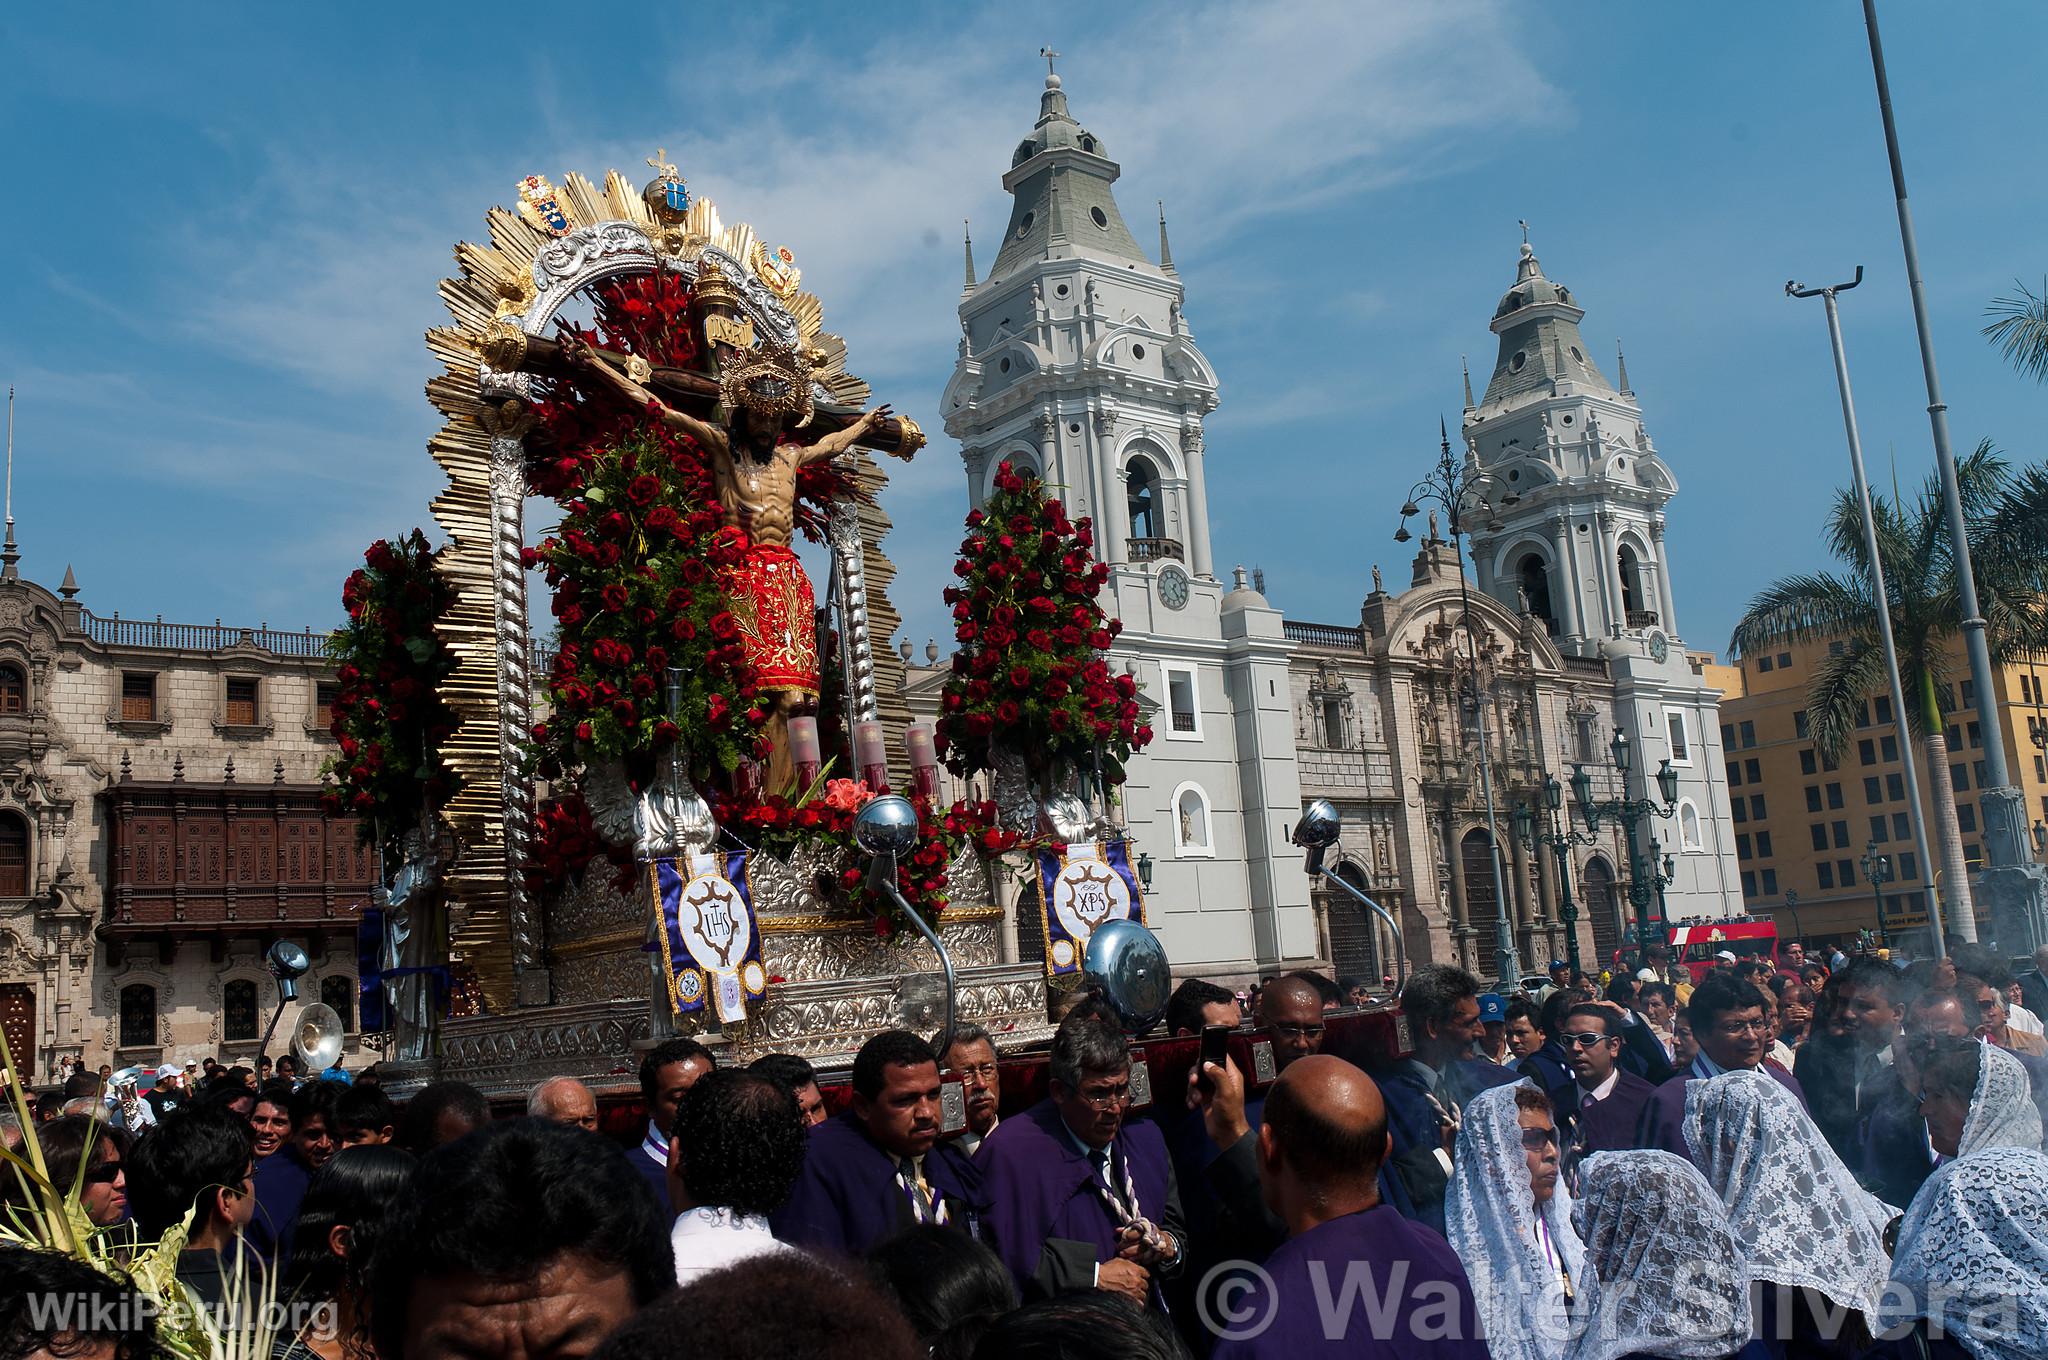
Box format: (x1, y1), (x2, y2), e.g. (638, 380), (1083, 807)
(1197, 1024), (1231, 1094)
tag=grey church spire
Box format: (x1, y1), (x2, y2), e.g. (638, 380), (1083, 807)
(1479, 236), (1614, 410)
(986, 69), (1155, 284)
(962, 220), (976, 294)
(1158, 201), (1176, 275)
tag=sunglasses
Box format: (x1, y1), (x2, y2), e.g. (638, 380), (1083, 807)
(1561, 1033), (1614, 1049)
(1520, 1128), (1558, 1151)
(83, 1162), (123, 1186)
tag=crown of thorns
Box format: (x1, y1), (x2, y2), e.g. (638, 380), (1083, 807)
(719, 341), (814, 427)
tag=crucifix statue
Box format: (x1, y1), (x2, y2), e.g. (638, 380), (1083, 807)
(561, 331), (910, 789)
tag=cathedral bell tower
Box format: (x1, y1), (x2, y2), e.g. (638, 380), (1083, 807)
(1462, 236), (1742, 918)
(942, 67), (1312, 976)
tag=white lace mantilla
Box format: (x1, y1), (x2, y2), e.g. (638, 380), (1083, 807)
(1683, 1069), (1894, 1325)
(1561, 1151), (1752, 1360)
(1445, 1081), (1584, 1360)
(1960, 1044), (2045, 1156)
(1878, 1149), (2048, 1360)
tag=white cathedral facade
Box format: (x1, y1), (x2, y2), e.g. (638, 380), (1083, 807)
(937, 72), (1739, 985)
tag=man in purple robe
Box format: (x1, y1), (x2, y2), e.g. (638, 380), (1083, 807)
(1636, 973), (1806, 1160)
(1209, 1055), (1485, 1358)
(979, 1017), (1186, 1306)
(769, 1030), (986, 1255)
(634, 1037), (716, 1217)
(1557, 1003), (1655, 1159)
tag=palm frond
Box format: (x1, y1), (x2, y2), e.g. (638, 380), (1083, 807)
(1728, 573), (1874, 659)
(1806, 637), (1889, 762)
(1984, 277), (2048, 383)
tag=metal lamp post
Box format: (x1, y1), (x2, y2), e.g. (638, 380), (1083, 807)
(1293, 799), (1408, 987)
(1783, 889), (1804, 944)
(1395, 420), (1520, 987)
(1863, 839), (1895, 944)
(1513, 770), (1598, 982)
(1570, 727), (1680, 955)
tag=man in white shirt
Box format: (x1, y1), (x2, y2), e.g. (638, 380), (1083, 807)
(942, 1024), (1003, 1158)
(2006, 981), (2045, 1039)
(667, 1069), (806, 1284)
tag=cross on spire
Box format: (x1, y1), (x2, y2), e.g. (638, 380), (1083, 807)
(1040, 46), (1060, 78)
(1519, 218), (1529, 246)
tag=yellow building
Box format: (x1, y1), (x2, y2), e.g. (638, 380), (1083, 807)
(1718, 634), (2048, 947)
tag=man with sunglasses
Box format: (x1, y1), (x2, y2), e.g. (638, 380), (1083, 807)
(1635, 974), (1807, 1161)
(981, 1016), (1184, 1307)
(126, 1105), (259, 1308)
(1556, 1004), (1654, 1160)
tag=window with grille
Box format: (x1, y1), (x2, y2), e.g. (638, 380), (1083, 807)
(321, 975), (355, 1032)
(0, 666), (23, 715)
(223, 980), (258, 1042)
(1165, 668), (1198, 735)
(121, 673), (156, 722)
(226, 678), (259, 726)
(317, 682), (340, 723)
(0, 815), (26, 896)
(119, 985), (155, 1048)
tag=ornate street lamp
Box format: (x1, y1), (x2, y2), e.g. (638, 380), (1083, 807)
(1571, 728), (1680, 955)
(1862, 839), (1894, 944)
(1393, 420), (1520, 986)
(1511, 763), (1600, 983)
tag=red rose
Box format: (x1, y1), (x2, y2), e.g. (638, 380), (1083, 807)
(576, 721), (594, 741)
(601, 584), (629, 613)
(672, 618), (698, 641)
(710, 613), (739, 641)
(996, 700), (1020, 724)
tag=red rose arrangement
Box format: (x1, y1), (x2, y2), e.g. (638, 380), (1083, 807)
(321, 530), (460, 859)
(936, 461), (1151, 782)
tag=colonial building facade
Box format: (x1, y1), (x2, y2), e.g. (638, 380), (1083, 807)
(0, 543), (371, 1083)
(940, 71), (1313, 978)
(927, 76), (1741, 986)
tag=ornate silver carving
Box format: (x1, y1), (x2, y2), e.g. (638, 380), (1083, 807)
(992, 748), (1039, 836)
(828, 500), (878, 723)
(396, 1001), (655, 1097)
(584, 759), (715, 861)
(479, 399), (541, 987)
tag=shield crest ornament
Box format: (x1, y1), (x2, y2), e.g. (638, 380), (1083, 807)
(516, 174), (572, 237)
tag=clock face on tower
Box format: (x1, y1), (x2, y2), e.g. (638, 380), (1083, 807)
(1157, 564), (1191, 611)
(1648, 631), (1670, 663)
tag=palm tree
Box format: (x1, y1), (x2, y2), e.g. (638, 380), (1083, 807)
(1984, 278), (2048, 384)
(1729, 444), (2048, 943)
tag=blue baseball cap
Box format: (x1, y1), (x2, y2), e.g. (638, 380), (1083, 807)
(1478, 992), (1507, 1024)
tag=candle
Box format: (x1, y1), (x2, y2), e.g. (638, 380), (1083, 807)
(733, 757), (763, 801)
(853, 719), (891, 792)
(788, 716), (822, 789)
(906, 723), (940, 803)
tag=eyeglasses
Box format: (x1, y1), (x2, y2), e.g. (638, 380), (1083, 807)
(83, 1162), (123, 1186)
(1714, 1018), (1772, 1037)
(951, 1063), (1000, 1083)
(1270, 1023), (1325, 1040)
(1075, 1084), (1133, 1110)
(1520, 1128), (1558, 1151)
(1560, 1033), (1613, 1049)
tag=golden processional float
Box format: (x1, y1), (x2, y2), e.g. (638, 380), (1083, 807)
(359, 158), (1164, 1094)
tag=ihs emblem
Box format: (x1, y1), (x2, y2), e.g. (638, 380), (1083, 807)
(515, 174), (572, 237)
(643, 148), (691, 223)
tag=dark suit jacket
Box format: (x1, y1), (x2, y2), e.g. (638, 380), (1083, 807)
(2018, 968), (2048, 1028)
(1566, 1069), (1657, 1157)
(1635, 1060), (1807, 1161)
(1375, 1057), (1521, 1232)
(1517, 1042), (1575, 1107)
(1852, 1068), (1934, 1210)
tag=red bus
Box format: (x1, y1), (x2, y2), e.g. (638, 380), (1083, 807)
(1667, 920), (1780, 983)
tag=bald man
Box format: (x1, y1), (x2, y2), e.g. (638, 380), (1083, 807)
(1209, 1056), (1484, 1358)
(1256, 977), (1326, 1070)
(526, 1076), (599, 1132)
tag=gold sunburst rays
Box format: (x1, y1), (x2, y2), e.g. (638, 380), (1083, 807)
(424, 163), (887, 1012)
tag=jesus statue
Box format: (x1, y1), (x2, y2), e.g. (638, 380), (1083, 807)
(561, 330), (907, 789)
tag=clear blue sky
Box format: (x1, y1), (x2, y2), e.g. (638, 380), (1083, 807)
(3, 1), (2044, 659)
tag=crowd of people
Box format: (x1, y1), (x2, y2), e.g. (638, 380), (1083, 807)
(1, 939), (2044, 1360)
